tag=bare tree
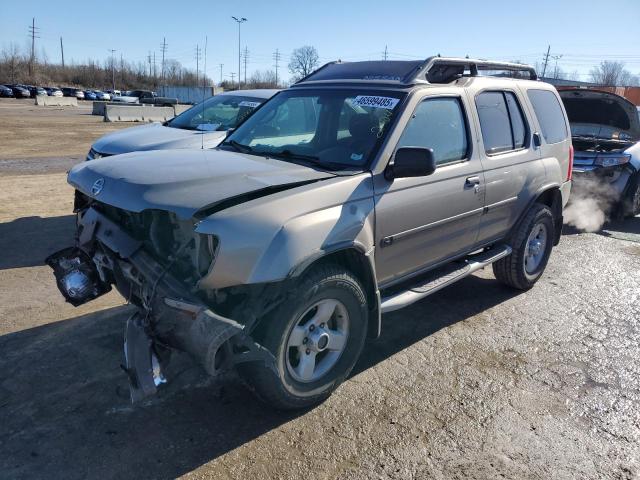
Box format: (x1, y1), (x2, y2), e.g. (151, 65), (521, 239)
(288, 46), (319, 81)
(590, 60), (628, 86)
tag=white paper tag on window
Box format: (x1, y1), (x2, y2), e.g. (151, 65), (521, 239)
(196, 123), (221, 131)
(353, 95), (399, 109)
(239, 101), (261, 108)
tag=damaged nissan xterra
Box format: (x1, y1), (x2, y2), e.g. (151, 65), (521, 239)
(48, 58), (572, 409)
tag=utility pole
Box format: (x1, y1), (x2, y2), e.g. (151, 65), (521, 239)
(108, 49), (116, 91)
(148, 51), (152, 77)
(231, 16), (247, 89)
(551, 54), (563, 79)
(541, 45), (551, 78)
(60, 37), (65, 68)
(160, 37), (168, 86)
(219, 63), (224, 85)
(273, 49), (281, 87)
(195, 44), (201, 85)
(28, 18), (40, 78)
(383, 45), (388, 60)
(203, 36), (208, 88)
(229, 72), (236, 85)
(153, 51), (156, 81)
(242, 46), (249, 84)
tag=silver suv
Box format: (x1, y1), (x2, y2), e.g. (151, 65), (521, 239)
(47, 57), (572, 409)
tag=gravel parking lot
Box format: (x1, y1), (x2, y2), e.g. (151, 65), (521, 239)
(1, 99), (639, 479)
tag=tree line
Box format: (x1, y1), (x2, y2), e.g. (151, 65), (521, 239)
(0, 43), (322, 91)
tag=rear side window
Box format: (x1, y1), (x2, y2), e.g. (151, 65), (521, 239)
(527, 89), (568, 144)
(397, 97), (468, 165)
(476, 91), (528, 154)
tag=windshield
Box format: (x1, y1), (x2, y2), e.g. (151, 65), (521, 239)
(223, 89), (404, 169)
(168, 95), (265, 131)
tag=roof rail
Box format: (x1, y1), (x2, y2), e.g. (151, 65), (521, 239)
(412, 57), (537, 83)
(293, 56), (537, 87)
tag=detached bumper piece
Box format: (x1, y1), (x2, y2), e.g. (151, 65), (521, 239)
(46, 247), (111, 306)
(123, 312), (166, 402)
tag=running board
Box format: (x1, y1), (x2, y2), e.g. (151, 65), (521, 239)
(380, 245), (512, 313)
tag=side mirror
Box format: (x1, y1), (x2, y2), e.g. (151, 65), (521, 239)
(387, 147), (437, 180)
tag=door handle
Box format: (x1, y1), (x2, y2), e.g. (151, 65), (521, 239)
(465, 176), (480, 186)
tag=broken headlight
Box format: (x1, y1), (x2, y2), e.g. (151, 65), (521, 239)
(594, 154), (631, 168)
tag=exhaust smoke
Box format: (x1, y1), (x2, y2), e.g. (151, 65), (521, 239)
(564, 176), (620, 232)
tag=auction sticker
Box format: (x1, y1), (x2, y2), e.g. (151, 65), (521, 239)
(239, 101), (261, 108)
(353, 95), (399, 109)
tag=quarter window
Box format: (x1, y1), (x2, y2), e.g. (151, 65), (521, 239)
(476, 91), (528, 154)
(527, 89), (568, 144)
(397, 97), (468, 165)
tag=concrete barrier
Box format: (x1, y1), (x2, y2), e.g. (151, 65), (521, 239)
(35, 96), (78, 107)
(104, 105), (175, 123)
(173, 104), (192, 116)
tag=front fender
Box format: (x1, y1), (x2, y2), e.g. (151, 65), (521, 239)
(196, 174), (376, 289)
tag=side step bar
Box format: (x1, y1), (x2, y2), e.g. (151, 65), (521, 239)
(380, 245), (512, 314)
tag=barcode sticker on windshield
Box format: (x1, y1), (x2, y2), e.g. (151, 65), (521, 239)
(353, 95), (399, 109)
(239, 101), (261, 108)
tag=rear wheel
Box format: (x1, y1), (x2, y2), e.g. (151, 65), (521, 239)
(493, 204), (554, 290)
(238, 264), (368, 410)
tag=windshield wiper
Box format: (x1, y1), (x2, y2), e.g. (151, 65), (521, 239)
(271, 149), (320, 162)
(225, 140), (253, 153)
(270, 149), (355, 171)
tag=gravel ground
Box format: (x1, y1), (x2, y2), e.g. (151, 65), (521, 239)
(0, 100), (639, 479)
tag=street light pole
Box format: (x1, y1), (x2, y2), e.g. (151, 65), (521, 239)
(231, 16), (247, 90)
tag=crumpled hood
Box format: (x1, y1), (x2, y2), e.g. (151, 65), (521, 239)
(92, 123), (227, 155)
(68, 149), (336, 219)
(559, 89), (640, 142)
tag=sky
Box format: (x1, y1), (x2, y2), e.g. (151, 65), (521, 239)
(1, 0), (639, 83)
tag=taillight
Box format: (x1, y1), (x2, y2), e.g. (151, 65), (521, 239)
(567, 144), (574, 181)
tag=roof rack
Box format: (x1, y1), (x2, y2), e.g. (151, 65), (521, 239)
(415, 57), (537, 83)
(294, 56), (537, 86)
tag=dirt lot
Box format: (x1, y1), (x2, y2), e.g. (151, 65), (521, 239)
(1, 99), (639, 479)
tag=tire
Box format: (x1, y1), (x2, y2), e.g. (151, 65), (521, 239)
(493, 203), (554, 290)
(238, 264), (368, 410)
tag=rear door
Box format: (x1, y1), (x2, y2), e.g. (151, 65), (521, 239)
(374, 92), (485, 286)
(471, 88), (544, 244)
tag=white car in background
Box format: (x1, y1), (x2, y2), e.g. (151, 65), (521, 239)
(87, 89), (278, 160)
(560, 89), (640, 217)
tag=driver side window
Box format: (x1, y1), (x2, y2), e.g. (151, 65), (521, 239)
(397, 97), (469, 165)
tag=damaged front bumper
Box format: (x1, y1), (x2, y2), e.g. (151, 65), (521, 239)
(46, 206), (275, 403)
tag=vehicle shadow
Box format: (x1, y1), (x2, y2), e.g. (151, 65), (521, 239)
(0, 215), (75, 269)
(0, 274), (521, 479)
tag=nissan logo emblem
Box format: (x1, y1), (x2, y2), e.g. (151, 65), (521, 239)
(91, 178), (105, 196)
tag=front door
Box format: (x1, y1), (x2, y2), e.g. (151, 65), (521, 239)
(374, 94), (485, 286)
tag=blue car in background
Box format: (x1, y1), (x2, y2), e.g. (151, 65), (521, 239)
(84, 90), (97, 100)
(0, 85), (13, 97)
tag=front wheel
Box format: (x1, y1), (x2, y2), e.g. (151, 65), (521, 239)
(238, 265), (368, 410)
(493, 203), (555, 290)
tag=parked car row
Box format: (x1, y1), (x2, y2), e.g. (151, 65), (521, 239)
(0, 84), (112, 100)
